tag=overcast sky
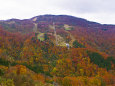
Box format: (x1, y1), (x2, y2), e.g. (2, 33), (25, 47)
(0, 0), (115, 24)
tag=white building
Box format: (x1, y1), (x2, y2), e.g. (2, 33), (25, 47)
(66, 43), (70, 49)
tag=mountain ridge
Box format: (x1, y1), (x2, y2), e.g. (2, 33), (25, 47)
(0, 14), (115, 57)
(1, 14), (115, 25)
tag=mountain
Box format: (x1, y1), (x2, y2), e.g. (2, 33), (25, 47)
(0, 15), (115, 86)
(0, 15), (115, 57)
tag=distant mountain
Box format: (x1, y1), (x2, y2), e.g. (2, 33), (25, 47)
(0, 15), (115, 32)
(0, 15), (115, 57)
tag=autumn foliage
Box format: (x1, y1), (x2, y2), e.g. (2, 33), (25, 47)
(0, 15), (115, 86)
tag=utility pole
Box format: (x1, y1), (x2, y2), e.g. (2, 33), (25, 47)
(53, 22), (58, 45)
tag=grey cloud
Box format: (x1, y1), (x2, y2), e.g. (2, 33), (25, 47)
(50, 0), (115, 13)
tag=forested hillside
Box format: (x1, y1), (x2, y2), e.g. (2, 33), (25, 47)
(0, 15), (115, 86)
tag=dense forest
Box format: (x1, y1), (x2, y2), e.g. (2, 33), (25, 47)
(0, 15), (115, 86)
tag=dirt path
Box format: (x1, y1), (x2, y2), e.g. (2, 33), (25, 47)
(56, 30), (76, 47)
(33, 23), (38, 33)
(65, 30), (76, 46)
